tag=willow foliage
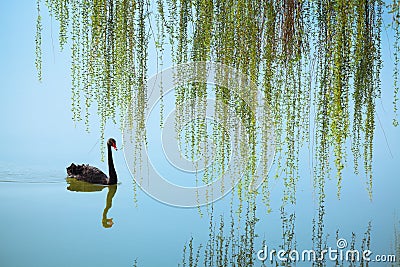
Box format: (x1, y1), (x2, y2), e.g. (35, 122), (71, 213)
(390, 0), (400, 126)
(36, 0), (397, 205)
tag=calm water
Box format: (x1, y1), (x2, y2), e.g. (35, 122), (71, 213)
(0, 158), (399, 267)
(0, 162), (213, 267)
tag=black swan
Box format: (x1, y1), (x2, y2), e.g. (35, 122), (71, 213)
(67, 138), (118, 185)
(65, 180), (118, 228)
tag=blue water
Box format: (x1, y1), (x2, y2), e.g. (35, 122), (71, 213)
(0, 151), (399, 267)
(0, 162), (211, 267)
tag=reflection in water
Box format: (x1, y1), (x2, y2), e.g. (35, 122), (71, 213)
(280, 206), (296, 265)
(312, 203), (326, 267)
(66, 177), (107, 192)
(180, 196), (259, 267)
(102, 185), (117, 228)
(311, 202), (373, 267)
(66, 178), (117, 228)
(394, 220), (400, 264)
(180, 199), (377, 267)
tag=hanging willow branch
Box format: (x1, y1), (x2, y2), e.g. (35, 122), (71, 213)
(390, 0), (400, 126)
(35, 0), (42, 81)
(36, 0), (394, 205)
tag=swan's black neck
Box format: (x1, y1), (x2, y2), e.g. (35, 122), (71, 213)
(107, 144), (117, 185)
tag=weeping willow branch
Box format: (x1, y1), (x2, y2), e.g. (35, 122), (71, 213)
(389, 0), (400, 126)
(36, 0), (394, 205)
(35, 0), (42, 81)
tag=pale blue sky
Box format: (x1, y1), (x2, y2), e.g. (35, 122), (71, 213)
(0, 1), (398, 173)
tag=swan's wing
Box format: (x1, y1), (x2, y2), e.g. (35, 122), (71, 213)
(67, 164), (108, 184)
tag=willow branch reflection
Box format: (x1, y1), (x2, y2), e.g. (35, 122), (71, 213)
(66, 178), (118, 228)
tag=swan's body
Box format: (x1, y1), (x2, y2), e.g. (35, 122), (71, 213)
(67, 164), (110, 184)
(66, 138), (118, 185)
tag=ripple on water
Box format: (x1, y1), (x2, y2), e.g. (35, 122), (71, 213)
(0, 162), (66, 184)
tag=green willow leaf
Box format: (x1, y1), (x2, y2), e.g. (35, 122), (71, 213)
(35, 0), (393, 206)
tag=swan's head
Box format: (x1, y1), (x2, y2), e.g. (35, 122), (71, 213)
(107, 138), (117, 151)
(102, 218), (114, 228)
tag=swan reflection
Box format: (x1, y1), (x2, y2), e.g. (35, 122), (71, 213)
(66, 178), (117, 228)
(102, 185), (117, 228)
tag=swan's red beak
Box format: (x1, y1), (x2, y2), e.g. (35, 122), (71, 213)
(112, 144), (118, 151)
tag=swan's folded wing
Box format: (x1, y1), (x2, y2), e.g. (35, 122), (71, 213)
(67, 164), (108, 184)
